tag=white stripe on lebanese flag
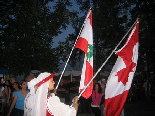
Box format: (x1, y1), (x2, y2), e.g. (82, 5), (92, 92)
(105, 22), (139, 116)
(75, 10), (93, 99)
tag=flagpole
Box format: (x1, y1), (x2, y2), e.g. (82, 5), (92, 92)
(55, 9), (92, 89)
(78, 20), (138, 98)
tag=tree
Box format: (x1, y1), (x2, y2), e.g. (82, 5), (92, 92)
(126, 0), (155, 79)
(57, 0), (127, 74)
(57, 0), (155, 81)
(0, 0), (75, 76)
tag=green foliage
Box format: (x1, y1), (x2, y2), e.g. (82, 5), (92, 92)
(58, 0), (155, 80)
(57, 0), (127, 71)
(126, 0), (155, 76)
(0, 0), (74, 76)
(1, 0), (154, 80)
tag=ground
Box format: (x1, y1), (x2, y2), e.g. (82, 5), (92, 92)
(77, 96), (155, 116)
(124, 97), (155, 116)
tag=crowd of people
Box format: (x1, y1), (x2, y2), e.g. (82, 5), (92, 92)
(0, 72), (154, 116)
(57, 77), (107, 116)
(127, 79), (155, 103)
(0, 73), (79, 116)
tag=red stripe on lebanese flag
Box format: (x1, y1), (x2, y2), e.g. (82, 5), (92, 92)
(105, 22), (139, 116)
(105, 90), (129, 116)
(80, 60), (93, 98)
(75, 37), (88, 55)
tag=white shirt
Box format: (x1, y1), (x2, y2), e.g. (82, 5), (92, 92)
(47, 94), (76, 116)
(24, 78), (37, 116)
(0, 87), (5, 103)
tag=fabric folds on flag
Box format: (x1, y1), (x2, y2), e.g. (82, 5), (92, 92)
(105, 22), (139, 116)
(75, 10), (93, 99)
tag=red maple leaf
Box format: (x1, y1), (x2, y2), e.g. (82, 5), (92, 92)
(115, 25), (138, 86)
(115, 62), (136, 86)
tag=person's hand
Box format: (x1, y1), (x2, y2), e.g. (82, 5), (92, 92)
(96, 103), (99, 106)
(72, 96), (79, 113)
(72, 96), (79, 104)
(53, 89), (57, 94)
(99, 104), (103, 109)
(7, 113), (10, 116)
(34, 85), (38, 93)
(61, 88), (66, 91)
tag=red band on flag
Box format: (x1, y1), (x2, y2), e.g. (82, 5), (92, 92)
(105, 90), (129, 116)
(116, 23), (139, 67)
(75, 37), (88, 55)
(81, 60), (93, 99)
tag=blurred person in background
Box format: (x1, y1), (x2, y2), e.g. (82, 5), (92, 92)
(57, 79), (67, 103)
(2, 80), (12, 116)
(10, 82), (20, 103)
(5, 80), (12, 105)
(98, 79), (106, 116)
(10, 77), (16, 85)
(7, 80), (28, 116)
(91, 83), (102, 116)
(24, 75), (37, 116)
(0, 83), (6, 116)
(69, 77), (79, 105)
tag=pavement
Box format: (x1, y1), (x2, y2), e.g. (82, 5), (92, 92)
(77, 113), (95, 116)
(124, 98), (155, 116)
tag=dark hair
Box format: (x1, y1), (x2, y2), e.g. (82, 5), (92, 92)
(25, 75), (35, 82)
(93, 83), (102, 94)
(10, 76), (16, 80)
(0, 82), (2, 87)
(6, 80), (12, 87)
(13, 82), (21, 89)
(20, 80), (26, 86)
(72, 77), (76, 79)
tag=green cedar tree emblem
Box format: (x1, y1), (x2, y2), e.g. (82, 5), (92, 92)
(87, 44), (93, 62)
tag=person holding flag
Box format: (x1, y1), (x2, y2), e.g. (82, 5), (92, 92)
(34, 72), (79, 116)
(24, 75), (37, 116)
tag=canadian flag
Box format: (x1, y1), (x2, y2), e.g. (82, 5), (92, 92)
(75, 10), (93, 99)
(105, 22), (139, 116)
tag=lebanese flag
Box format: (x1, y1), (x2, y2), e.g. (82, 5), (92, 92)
(75, 10), (93, 99)
(105, 22), (139, 116)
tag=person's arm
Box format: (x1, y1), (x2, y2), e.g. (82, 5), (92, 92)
(5, 86), (8, 98)
(10, 91), (15, 103)
(72, 96), (79, 113)
(5, 86), (8, 104)
(57, 88), (62, 91)
(60, 88), (66, 92)
(70, 86), (78, 90)
(7, 96), (17, 116)
(100, 95), (105, 105)
(0, 89), (5, 99)
(72, 102), (78, 113)
(100, 95), (105, 109)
